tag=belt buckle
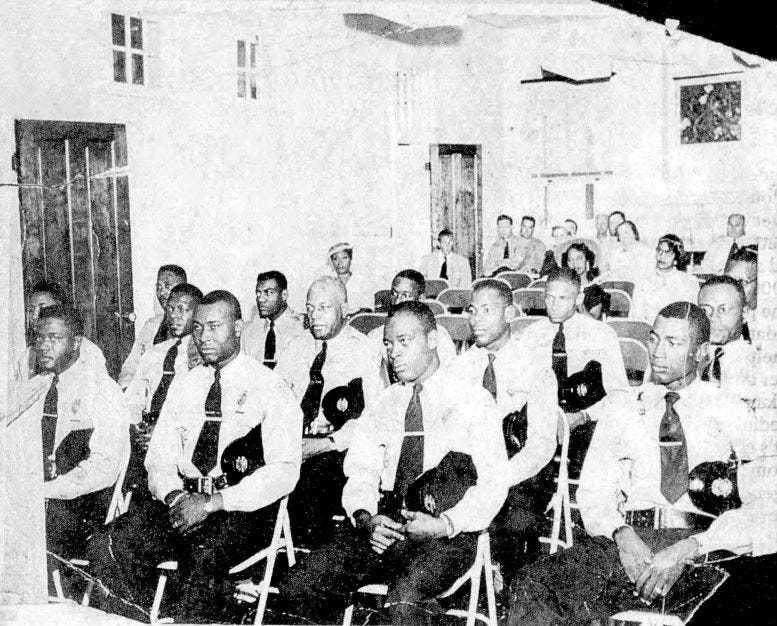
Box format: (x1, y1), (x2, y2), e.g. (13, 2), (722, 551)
(199, 476), (213, 495)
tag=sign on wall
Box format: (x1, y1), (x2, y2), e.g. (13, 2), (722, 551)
(680, 80), (741, 144)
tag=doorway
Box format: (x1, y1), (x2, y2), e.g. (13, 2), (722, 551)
(429, 144), (483, 278)
(15, 120), (135, 378)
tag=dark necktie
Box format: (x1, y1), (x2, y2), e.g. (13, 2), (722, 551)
(552, 323), (568, 386)
(301, 341), (328, 430)
(153, 317), (169, 345)
(702, 346), (724, 383)
(395, 383), (424, 502)
(483, 352), (497, 400)
(440, 256), (448, 280)
(659, 391), (689, 504)
(147, 338), (181, 420)
(191, 367), (222, 475)
(503, 241), (510, 259)
(742, 322), (751, 343)
(264, 320), (277, 369)
(41, 374), (59, 479)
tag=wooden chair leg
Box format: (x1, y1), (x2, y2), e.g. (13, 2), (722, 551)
(149, 571), (169, 624)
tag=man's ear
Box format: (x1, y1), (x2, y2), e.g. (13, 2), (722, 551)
(280, 289), (289, 303)
(574, 291), (584, 310)
(504, 304), (518, 324)
(234, 319), (246, 339)
(427, 328), (439, 351)
(340, 301), (350, 319)
(72, 335), (83, 353)
(694, 340), (710, 365)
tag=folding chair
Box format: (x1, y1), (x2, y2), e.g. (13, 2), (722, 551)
(528, 278), (546, 289)
(421, 299), (446, 316)
(607, 319), (651, 348)
(496, 271), (532, 290)
(472, 277), (511, 292)
(425, 278), (449, 299)
(436, 314), (474, 354)
(342, 532), (497, 626)
(539, 412), (576, 554)
(51, 452), (132, 605)
(347, 312), (387, 336)
(373, 290), (392, 312)
(692, 273), (714, 285)
(604, 289), (632, 319)
(619, 337), (650, 386)
(512, 288), (546, 317)
(600, 280), (635, 299)
(150, 495), (296, 625)
(509, 316), (543, 338)
(437, 288), (472, 314)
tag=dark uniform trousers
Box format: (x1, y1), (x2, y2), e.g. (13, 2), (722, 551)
(87, 498), (278, 624)
(507, 527), (777, 626)
(276, 523), (478, 626)
(288, 449), (348, 547)
(46, 489), (112, 560)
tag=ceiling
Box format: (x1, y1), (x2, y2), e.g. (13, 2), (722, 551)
(592, 0), (777, 61)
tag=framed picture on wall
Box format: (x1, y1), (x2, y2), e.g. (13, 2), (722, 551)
(680, 79), (741, 144)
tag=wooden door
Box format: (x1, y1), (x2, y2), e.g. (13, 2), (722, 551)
(15, 120), (135, 379)
(429, 144), (483, 277)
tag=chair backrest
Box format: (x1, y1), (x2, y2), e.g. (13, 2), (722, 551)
(604, 288), (631, 318)
(600, 280), (635, 298)
(693, 272), (714, 285)
(437, 288), (473, 313)
(436, 314), (473, 353)
(496, 271), (532, 290)
(509, 316), (544, 338)
(607, 319), (652, 347)
(472, 277), (512, 292)
(348, 313), (387, 336)
(373, 290), (391, 312)
(421, 299), (446, 316)
(424, 278), (449, 299)
(529, 278), (546, 289)
(513, 288), (546, 317)
(619, 337), (650, 386)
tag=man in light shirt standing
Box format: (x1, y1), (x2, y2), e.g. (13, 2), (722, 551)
(449, 279), (558, 581)
(88, 290), (302, 623)
(507, 301), (775, 625)
(277, 300), (508, 625)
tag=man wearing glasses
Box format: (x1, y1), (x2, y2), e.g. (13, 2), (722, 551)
(277, 276), (384, 546)
(241, 271), (305, 370)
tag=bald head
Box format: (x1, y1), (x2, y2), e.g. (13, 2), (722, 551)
(306, 276), (348, 340)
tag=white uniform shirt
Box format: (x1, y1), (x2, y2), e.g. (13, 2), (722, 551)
(706, 338), (759, 404)
(448, 337), (559, 486)
(145, 351), (302, 513)
(419, 250), (473, 288)
(124, 334), (200, 423)
(577, 380), (776, 555)
(276, 325), (384, 450)
(631, 268), (701, 323)
(33, 359), (130, 500)
(342, 366), (509, 535)
(702, 235), (757, 274)
(241, 306), (306, 367)
(514, 312), (629, 420)
(119, 313), (165, 388)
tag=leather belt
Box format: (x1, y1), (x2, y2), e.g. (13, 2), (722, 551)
(625, 508), (713, 531)
(183, 475), (228, 495)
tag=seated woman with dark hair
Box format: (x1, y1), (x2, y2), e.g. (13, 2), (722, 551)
(604, 220), (654, 283)
(562, 242), (599, 289)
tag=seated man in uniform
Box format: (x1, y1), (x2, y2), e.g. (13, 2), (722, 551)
(368, 269), (456, 383)
(698, 275), (758, 403)
(418, 229), (473, 288)
(702, 213), (756, 275)
(276, 276), (384, 545)
(507, 301), (775, 626)
(15, 281), (106, 383)
(241, 270), (305, 370)
(118, 264), (187, 388)
(448, 279), (558, 581)
(277, 300), (509, 625)
(515, 267), (628, 476)
(725, 247), (758, 340)
(87, 290), (302, 624)
(31, 305), (129, 568)
(123, 283), (203, 501)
